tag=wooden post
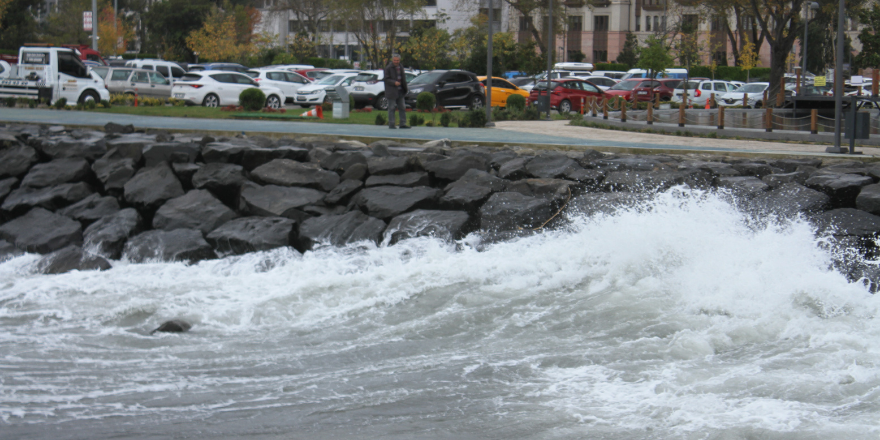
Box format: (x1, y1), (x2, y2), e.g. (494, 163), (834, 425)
(592, 97), (598, 117)
(743, 92), (749, 108)
(603, 98), (608, 119)
(647, 103), (653, 125)
(621, 102), (627, 122)
(763, 90), (768, 108)
(678, 102), (685, 127)
(765, 107), (773, 132)
(655, 92), (660, 109)
(796, 69), (801, 95)
(873, 69), (879, 97)
(811, 109), (818, 134)
(718, 105), (724, 129)
(776, 88), (784, 107)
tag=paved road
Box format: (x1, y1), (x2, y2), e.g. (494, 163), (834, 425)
(1, 108), (877, 158)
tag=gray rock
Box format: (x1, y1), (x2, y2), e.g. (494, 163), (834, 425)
(367, 156), (418, 176)
(353, 186), (442, 220)
(384, 209), (470, 245)
(298, 211), (386, 250)
(497, 156), (532, 180)
(0, 144), (39, 178)
(341, 163), (368, 181)
(805, 173), (874, 208)
(525, 153), (581, 179)
(320, 151), (370, 173)
(480, 192), (555, 231)
(150, 319), (192, 335)
(38, 133), (107, 160)
(762, 171), (809, 188)
(206, 216), (297, 255)
(201, 142), (249, 164)
(153, 190), (239, 234)
(564, 168), (606, 189)
(731, 162), (774, 178)
(21, 158), (91, 188)
(92, 157), (137, 191)
(0, 239), (24, 262)
(251, 159), (340, 191)
(83, 208), (144, 259)
(565, 192), (647, 218)
(506, 178), (577, 203)
(439, 181), (493, 211)
(365, 171), (431, 188)
(771, 158), (822, 173)
(423, 155), (489, 181)
(104, 122), (134, 134)
(123, 162), (185, 210)
(595, 157), (663, 171)
(37, 245), (111, 274)
(239, 182), (326, 221)
(0, 207), (82, 254)
(172, 162), (202, 189)
(123, 228), (217, 263)
(191, 163), (246, 193)
(856, 184), (880, 216)
(0, 177), (16, 201)
(1, 182), (93, 214)
(142, 142), (200, 167)
(324, 179), (363, 205)
(603, 171), (687, 192)
(58, 193), (120, 224)
(103, 136), (152, 161)
(750, 183), (830, 217)
(813, 208), (880, 237)
(240, 145), (310, 170)
(715, 176), (769, 197)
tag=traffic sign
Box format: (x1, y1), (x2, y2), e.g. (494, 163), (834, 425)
(83, 11), (93, 32)
(814, 76), (826, 86)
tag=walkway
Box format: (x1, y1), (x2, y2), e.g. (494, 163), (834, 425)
(1, 108), (878, 158)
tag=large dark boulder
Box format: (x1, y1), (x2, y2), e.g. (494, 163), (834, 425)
(103, 136), (152, 162)
(142, 142), (200, 167)
(750, 183), (830, 217)
(423, 155), (489, 181)
(439, 170), (507, 211)
(104, 122), (135, 134)
(497, 156), (532, 180)
(603, 171), (687, 192)
(37, 245), (112, 274)
(365, 171), (431, 188)
(37, 132), (107, 160)
(480, 192), (555, 231)
(856, 183), (880, 216)
(239, 182), (326, 221)
(92, 157), (137, 191)
(123, 228), (217, 263)
(153, 190), (239, 234)
(320, 151), (370, 173)
(771, 158), (822, 173)
(1, 182), (93, 214)
(0, 177), (16, 201)
(384, 209), (470, 245)
(21, 158), (91, 189)
(367, 156), (418, 176)
(731, 162), (774, 178)
(0, 239), (24, 262)
(525, 153), (581, 179)
(251, 159), (339, 191)
(595, 157), (664, 171)
(0, 144), (39, 178)
(206, 216), (297, 255)
(353, 186), (442, 220)
(191, 163), (246, 199)
(0, 207), (82, 253)
(506, 178), (577, 203)
(564, 169), (606, 189)
(324, 179), (363, 205)
(715, 176), (769, 198)
(123, 162), (185, 210)
(762, 171), (810, 188)
(172, 163), (201, 189)
(201, 142), (249, 164)
(298, 211), (386, 251)
(58, 193), (120, 224)
(241, 145), (310, 170)
(83, 208), (143, 259)
(813, 208), (880, 238)
(805, 173), (874, 208)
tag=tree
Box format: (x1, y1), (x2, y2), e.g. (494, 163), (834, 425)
(186, 2), (269, 63)
(637, 36), (674, 100)
(400, 24), (451, 70)
(739, 36), (759, 82)
(143, 0), (214, 60)
(41, 0), (94, 46)
(454, 0), (584, 54)
(267, 0), (331, 47)
(0, 0), (38, 48)
(854, 1), (880, 69)
(98, 3), (135, 56)
(332, 0), (426, 68)
(747, 0), (808, 106)
(616, 32), (640, 68)
(675, 21), (702, 68)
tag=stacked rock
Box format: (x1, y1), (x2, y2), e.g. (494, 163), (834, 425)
(1, 122), (880, 286)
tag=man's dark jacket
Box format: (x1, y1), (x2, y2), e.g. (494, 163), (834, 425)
(383, 62), (408, 100)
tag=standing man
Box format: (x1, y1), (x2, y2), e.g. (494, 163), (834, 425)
(384, 53), (409, 129)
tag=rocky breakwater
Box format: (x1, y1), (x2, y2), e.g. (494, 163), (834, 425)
(1, 122), (880, 285)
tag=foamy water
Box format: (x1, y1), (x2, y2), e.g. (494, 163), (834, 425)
(1, 188), (878, 439)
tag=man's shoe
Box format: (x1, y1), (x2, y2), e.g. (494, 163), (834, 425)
(389, 125), (397, 129)
(399, 125), (411, 129)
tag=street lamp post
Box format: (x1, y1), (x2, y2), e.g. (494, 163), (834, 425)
(486, 0), (495, 127)
(827, 0), (847, 153)
(801, 2), (819, 93)
(544, 0), (553, 120)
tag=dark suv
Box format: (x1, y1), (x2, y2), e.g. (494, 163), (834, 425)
(405, 70), (486, 109)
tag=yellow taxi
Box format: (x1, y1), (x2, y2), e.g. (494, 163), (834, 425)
(478, 76), (531, 107)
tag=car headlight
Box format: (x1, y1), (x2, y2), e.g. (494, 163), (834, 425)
(298, 90), (315, 95)
(410, 87), (424, 94)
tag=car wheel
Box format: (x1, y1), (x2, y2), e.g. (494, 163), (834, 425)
(755, 100), (763, 109)
(375, 94), (388, 111)
(265, 95), (281, 109)
(469, 94), (483, 110)
(78, 90), (99, 104)
(203, 93), (220, 108)
(559, 99), (572, 114)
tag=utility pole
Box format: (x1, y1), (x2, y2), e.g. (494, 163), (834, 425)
(486, 0), (495, 126)
(91, 0), (98, 51)
(827, 0), (846, 153)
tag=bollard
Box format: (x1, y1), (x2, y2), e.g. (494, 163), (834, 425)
(765, 107), (773, 132)
(743, 92), (749, 108)
(592, 97), (598, 117)
(603, 98), (609, 119)
(580, 97), (584, 115)
(718, 105), (724, 129)
(811, 109), (818, 134)
(621, 102), (627, 123)
(647, 103), (654, 125)
(678, 102), (685, 127)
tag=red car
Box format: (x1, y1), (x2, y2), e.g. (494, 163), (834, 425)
(605, 78), (682, 102)
(293, 68), (331, 82)
(527, 78), (606, 113)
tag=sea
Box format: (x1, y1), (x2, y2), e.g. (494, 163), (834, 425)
(1, 188), (878, 439)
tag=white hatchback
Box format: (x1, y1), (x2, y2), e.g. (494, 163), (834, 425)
(672, 80), (738, 106)
(717, 82), (770, 108)
(350, 70), (419, 110)
(294, 72), (358, 108)
(245, 69), (310, 103)
(171, 71), (286, 108)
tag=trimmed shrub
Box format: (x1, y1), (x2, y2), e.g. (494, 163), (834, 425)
(408, 113), (425, 127)
(522, 105), (541, 120)
(53, 98), (68, 109)
(375, 113), (387, 126)
(459, 108), (487, 128)
(506, 94), (525, 112)
(416, 92), (436, 111)
(321, 101), (332, 112)
(440, 112), (451, 127)
(100, 99), (111, 108)
(593, 63), (629, 72)
(239, 88), (266, 111)
(86, 100), (97, 110)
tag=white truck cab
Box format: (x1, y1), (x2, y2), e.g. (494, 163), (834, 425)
(0, 47), (110, 105)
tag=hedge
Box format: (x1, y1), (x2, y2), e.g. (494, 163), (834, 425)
(685, 66), (772, 82)
(593, 63), (629, 72)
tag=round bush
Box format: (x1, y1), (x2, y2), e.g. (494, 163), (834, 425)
(506, 94), (525, 112)
(375, 113), (388, 126)
(239, 88), (266, 111)
(440, 112), (451, 127)
(53, 98), (68, 109)
(416, 92), (436, 112)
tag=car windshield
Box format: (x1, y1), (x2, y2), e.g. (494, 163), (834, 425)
(532, 81), (561, 91)
(608, 80), (642, 91)
(354, 73), (378, 82)
(317, 75), (343, 85)
(179, 74), (203, 82)
(244, 71), (259, 78)
(736, 83), (768, 93)
(410, 72), (444, 85)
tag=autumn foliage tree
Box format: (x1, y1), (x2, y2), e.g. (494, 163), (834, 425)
(97, 4), (134, 56)
(186, 2), (269, 63)
(400, 26), (451, 70)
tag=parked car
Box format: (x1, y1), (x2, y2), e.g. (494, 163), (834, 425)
(671, 80), (738, 106)
(511, 77), (539, 92)
(405, 70), (486, 109)
(90, 65), (111, 80)
(592, 70), (627, 79)
(605, 78), (678, 101)
(244, 69), (310, 103)
(350, 69), (418, 110)
(104, 67), (173, 98)
(189, 62), (250, 73)
(621, 68), (689, 80)
(478, 76), (530, 107)
(294, 68), (331, 81)
(124, 59), (187, 82)
(568, 74), (620, 90)
(527, 78), (606, 113)
(293, 72), (358, 107)
(717, 82), (770, 108)
(171, 71), (285, 108)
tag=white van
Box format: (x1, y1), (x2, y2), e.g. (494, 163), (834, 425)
(124, 59), (187, 82)
(621, 68), (688, 80)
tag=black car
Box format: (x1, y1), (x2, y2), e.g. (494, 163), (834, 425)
(405, 70), (485, 109)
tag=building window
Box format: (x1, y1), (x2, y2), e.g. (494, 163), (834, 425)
(714, 51), (728, 66)
(318, 20), (330, 32)
(654, 16), (659, 31)
(569, 15), (582, 31)
(742, 16), (754, 31)
(594, 15), (608, 32)
(636, 16), (641, 31)
(288, 20), (302, 33)
(593, 50), (608, 62)
(683, 14), (699, 31)
(662, 16), (667, 31)
(425, 0), (437, 5)
(519, 16), (532, 31)
(711, 16), (724, 31)
(646, 16), (651, 31)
